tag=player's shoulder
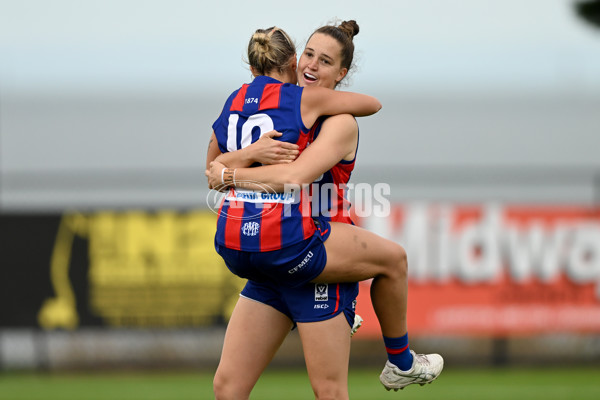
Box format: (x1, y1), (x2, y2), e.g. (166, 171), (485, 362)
(317, 114), (358, 144)
(322, 113), (357, 129)
(279, 82), (303, 97)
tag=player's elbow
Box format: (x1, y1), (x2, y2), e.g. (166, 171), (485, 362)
(355, 98), (382, 117)
(375, 99), (382, 113)
(370, 97), (382, 114)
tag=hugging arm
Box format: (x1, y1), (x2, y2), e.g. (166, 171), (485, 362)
(214, 130), (299, 168)
(206, 114), (358, 191)
(205, 131), (300, 189)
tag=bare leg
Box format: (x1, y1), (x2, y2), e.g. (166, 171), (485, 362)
(213, 296), (293, 400)
(314, 222), (408, 337)
(297, 313), (351, 400)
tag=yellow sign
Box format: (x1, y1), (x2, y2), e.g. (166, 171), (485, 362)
(38, 210), (245, 329)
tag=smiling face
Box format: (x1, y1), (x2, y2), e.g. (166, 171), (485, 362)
(297, 33), (348, 90)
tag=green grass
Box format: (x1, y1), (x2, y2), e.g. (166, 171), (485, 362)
(1, 367), (599, 400)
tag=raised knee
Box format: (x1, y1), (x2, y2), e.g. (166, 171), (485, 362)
(387, 243), (408, 277)
(393, 243), (407, 263)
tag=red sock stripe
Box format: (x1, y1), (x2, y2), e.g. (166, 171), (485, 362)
(385, 344), (409, 355)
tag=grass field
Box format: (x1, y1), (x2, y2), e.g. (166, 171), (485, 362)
(1, 366), (599, 400)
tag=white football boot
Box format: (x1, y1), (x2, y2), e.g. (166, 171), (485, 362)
(379, 350), (444, 391)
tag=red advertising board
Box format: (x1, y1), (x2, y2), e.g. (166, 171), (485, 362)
(353, 204), (600, 337)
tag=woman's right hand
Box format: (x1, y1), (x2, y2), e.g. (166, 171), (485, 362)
(248, 130), (299, 164)
(205, 160), (227, 191)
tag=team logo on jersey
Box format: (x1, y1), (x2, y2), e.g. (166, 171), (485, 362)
(315, 283), (328, 301)
(241, 221), (260, 236)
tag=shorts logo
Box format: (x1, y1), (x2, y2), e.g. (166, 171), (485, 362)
(241, 221), (260, 236)
(288, 251), (313, 274)
(315, 283), (328, 301)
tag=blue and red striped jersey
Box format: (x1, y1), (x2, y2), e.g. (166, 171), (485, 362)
(308, 117), (358, 225)
(212, 76), (315, 251)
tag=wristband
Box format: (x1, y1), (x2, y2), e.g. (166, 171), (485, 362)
(223, 168), (235, 186)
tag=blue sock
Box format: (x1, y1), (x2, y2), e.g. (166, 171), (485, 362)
(383, 333), (414, 371)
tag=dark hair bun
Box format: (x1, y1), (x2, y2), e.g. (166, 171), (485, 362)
(339, 20), (359, 38)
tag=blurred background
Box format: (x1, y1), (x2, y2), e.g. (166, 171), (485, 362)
(1, 0), (599, 388)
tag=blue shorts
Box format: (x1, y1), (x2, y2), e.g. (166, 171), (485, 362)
(241, 279), (358, 326)
(215, 219), (332, 288)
